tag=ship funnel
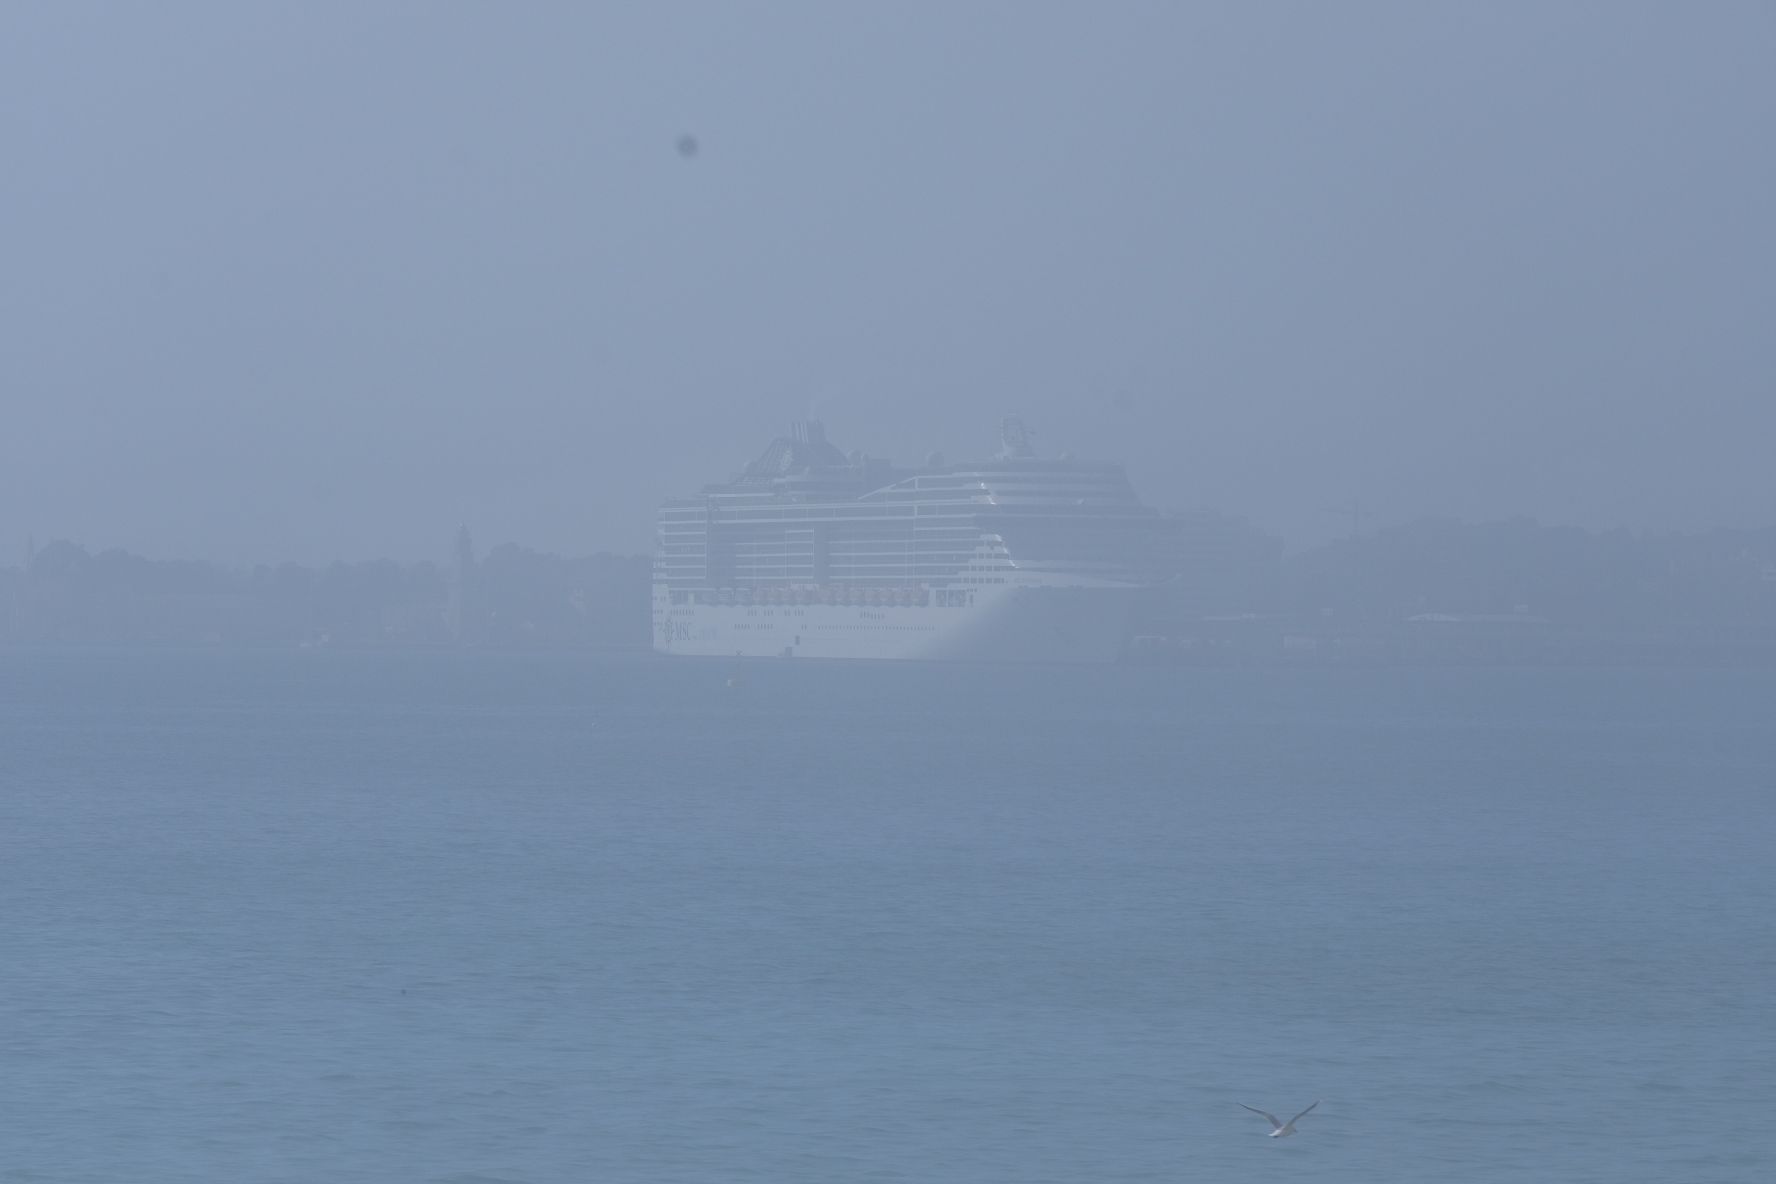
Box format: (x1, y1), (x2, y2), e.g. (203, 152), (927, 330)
(999, 415), (1035, 458)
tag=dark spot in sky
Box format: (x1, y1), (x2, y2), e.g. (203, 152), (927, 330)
(676, 134), (699, 159)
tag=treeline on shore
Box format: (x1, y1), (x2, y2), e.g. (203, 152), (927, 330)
(1147, 517), (1776, 665)
(4, 517), (1775, 662)
(2, 538), (649, 648)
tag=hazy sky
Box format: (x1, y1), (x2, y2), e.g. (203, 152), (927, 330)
(4, 2), (1772, 565)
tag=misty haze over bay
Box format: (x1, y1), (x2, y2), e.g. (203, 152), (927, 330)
(5, 12), (1776, 1182)
(3, 3), (1772, 567)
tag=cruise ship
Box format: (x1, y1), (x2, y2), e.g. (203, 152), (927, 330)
(653, 417), (1191, 663)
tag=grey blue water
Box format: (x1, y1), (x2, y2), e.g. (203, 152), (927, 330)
(4, 649), (1773, 1183)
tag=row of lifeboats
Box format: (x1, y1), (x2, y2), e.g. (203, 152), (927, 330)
(699, 585), (932, 608)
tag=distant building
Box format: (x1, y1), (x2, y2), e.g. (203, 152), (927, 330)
(447, 526), (479, 643)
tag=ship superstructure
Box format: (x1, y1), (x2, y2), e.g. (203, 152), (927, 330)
(653, 417), (1187, 661)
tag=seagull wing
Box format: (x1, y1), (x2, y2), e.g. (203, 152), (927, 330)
(1239, 1103), (1283, 1129)
(1287, 1100), (1320, 1126)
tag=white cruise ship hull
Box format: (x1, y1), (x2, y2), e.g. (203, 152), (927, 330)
(653, 583), (1139, 663)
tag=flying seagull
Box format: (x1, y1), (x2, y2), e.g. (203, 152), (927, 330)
(1239, 1100), (1319, 1138)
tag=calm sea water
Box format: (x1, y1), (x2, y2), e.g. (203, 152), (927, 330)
(3, 648), (1773, 1183)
